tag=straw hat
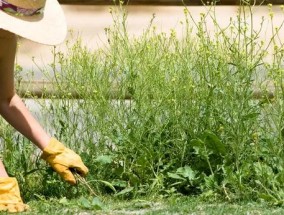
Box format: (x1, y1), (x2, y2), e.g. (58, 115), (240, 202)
(0, 0), (67, 45)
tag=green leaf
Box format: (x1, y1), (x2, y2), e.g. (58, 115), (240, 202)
(78, 196), (91, 209)
(112, 179), (127, 188)
(203, 130), (226, 155)
(97, 180), (117, 193)
(167, 172), (186, 180)
(190, 138), (204, 148)
(170, 181), (184, 186)
(91, 197), (104, 210)
(190, 139), (207, 159)
(176, 166), (196, 181)
(242, 112), (259, 121)
(259, 193), (274, 202)
(78, 196), (104, 210)
(114, 187), (134, 196)
(59, 197), (69, 205)
(94, 155), (113, 164)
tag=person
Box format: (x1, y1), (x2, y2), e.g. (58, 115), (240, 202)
(0, 0), (89, 212)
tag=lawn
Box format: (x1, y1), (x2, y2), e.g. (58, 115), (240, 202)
(22, 196), (284, 214)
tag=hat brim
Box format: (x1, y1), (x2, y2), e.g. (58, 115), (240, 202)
(0, 0), (67, 45)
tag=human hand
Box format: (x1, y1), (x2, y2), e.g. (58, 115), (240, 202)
(41, 138), (89, 185)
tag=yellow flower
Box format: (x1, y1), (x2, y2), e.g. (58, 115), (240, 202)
(252, 132), (259, 140)
(218, 126), (224, 132)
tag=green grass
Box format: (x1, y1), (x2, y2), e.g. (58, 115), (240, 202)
(10, 196), (284, 215)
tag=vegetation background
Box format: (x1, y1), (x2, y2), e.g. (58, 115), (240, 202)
(2, 2), (284, 214)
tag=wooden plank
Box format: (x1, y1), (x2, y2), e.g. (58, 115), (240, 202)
(16, 81), (132, 99)
(17, 81), (275, 100)
(58, 0), (283, 5)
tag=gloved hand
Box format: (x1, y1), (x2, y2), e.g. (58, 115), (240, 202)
(0, 177), (29, 213)
(41, 138), (89, 185)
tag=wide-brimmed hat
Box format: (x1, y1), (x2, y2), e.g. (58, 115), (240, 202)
(0, 0), (67, 45)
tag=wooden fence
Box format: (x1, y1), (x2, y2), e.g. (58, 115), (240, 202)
(17, 81), (275, 100)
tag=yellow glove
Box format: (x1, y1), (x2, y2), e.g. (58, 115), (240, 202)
(0, 177), (29, 213)
(41, 138), (89, 185)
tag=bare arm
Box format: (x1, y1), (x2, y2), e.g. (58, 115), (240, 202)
(0, 29), (50, 150)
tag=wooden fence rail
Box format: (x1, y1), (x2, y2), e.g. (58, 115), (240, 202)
(58, 0), (283, 5)
(17, 81), (275, 100)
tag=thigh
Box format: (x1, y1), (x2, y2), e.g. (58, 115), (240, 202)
(0, 29), (16, 99)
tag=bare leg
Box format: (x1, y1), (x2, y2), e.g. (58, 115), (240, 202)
(0, 29), (50, 152)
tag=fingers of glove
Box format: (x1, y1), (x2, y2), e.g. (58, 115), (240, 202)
(11, 203), (29, 213)
(58, 149), (89, 177)
(62, 169), (77, 185)
(71, 162), (89, 177)
(52, 164), (77, 185)
(0, 203), (29, 213)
